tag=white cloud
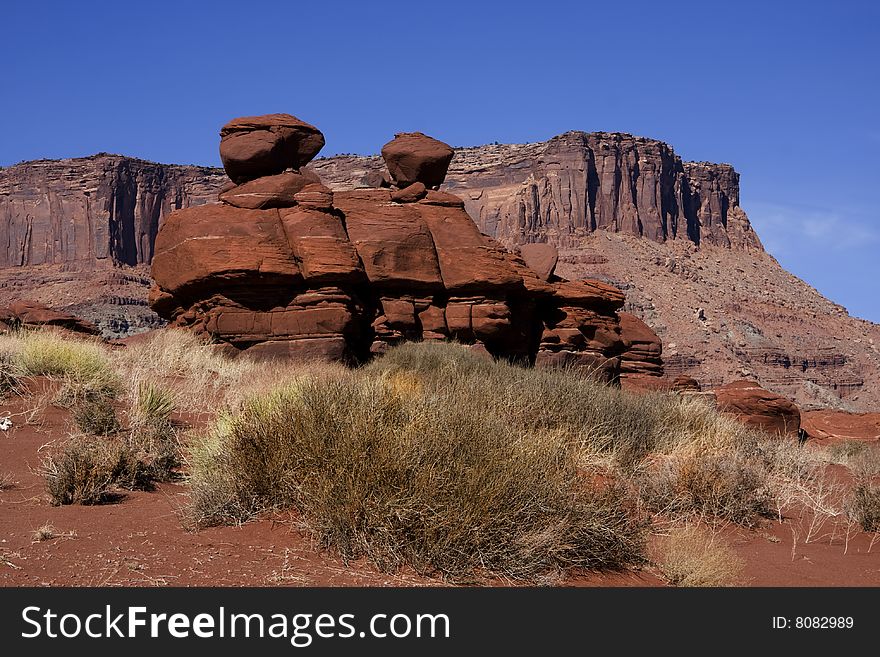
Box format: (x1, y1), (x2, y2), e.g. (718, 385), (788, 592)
(746, 201), (880, 256)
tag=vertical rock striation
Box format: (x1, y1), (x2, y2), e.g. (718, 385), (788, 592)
(0, 154), (225, 269)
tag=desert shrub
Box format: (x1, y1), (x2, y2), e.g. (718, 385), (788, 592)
(846, 449), (880, 532)
(367, 343), (753, 468)
(827, 440), (871, 464)
(367, 342), (667, 465)
(639, 439), (772, 526)
(71, 393), (120, 436)
(658, 525), (744, 586)
(43, 433), (157, 505)
(136, 382), (175, 423)
(189, 373), (646, 581)
(32, 524), (58, 542)
(44, 436), (126, 505)
(124, 383), (181, 482)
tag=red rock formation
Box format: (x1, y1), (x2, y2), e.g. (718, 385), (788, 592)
(519, 243), (559, 282)
(219, 114), (325, 184)
(314, 132), (761, 251)
(672, 375), (701, 392)
(4, 132), (878, 414)
(0, 301), (99, 335)
(715, 380), (801, 437)
(618, 312), (663, 380)
(149, 115), (630, 371)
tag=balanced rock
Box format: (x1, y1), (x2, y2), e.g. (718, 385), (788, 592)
(715, 380), (801, 437)
(381, 132), (454, 189)
(150, 113), (637, 373)
(219, 114), (325, 184)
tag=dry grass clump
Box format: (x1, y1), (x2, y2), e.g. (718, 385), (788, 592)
(0, 472), (16, 490)
(70, 393), (120, 436)
(189, 369), (647, 581)
(124, 382), (181, 483)
(32, 523), (58, 542)
(367, 342), (669, 465)
(0, 351), (22, 398)
(826, 440), (872, 465)
(12, 332), (119, 397)
(110, 330), (341, 416)
(846, 448), (880, 532)
(639, 438), (773, 526)
(657, 525), (744, 586)
(43, 385), (184, 503)
(4, 331), (122, 435)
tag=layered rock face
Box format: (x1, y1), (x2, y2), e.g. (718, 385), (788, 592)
(618, 312), (663, 379)
(801, 410), (880, 443)
(149, 115), (636, 374)
(0, 155), (224, 268)
(314, 132), (761, 251)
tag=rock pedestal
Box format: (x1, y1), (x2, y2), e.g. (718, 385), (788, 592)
(150, 114), (647, 375)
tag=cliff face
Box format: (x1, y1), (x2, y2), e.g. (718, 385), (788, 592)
(0, 154), (225, 269)
(312, 132), (761, 251)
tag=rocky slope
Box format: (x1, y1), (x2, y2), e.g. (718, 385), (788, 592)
(1, 134), (877, 411)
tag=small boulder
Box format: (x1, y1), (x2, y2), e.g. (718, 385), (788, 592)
(391, 182), (427, 203)
(672, 375), (701, 392)
(2, 301), (99, 335)
(381, 132), (454, 189)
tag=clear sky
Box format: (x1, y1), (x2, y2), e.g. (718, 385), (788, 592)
(3, 1), (878, 321)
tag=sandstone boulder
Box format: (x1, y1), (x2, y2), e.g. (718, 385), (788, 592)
(715, 380), (801, 437)
(151, 204), (301, 301)
(391, 182), (427, 203)
(800, 410), (880, 443)
(219, 171), (318, 209)
(672, 375), (701, 392)
(1, 301), (99, 335)
(219, 114), (325, 184)
(381, 132), (454, 189)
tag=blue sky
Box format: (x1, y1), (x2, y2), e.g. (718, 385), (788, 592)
(3, 1), (878, 321)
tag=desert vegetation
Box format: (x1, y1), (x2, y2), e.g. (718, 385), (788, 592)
(0, 328), (876, 584)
